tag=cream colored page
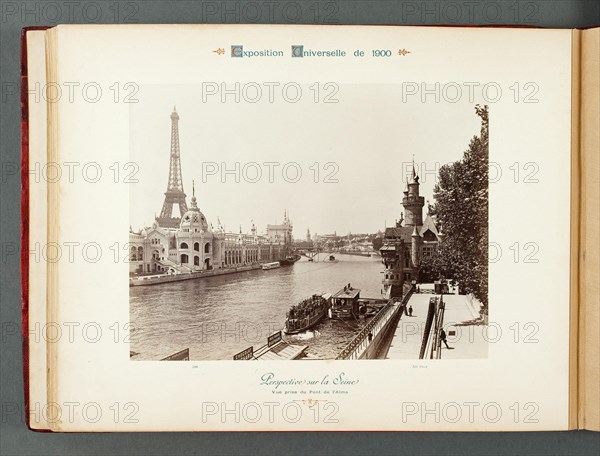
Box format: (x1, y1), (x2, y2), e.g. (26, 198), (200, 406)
(580, 27), (599, 432)
(26, 30), (49, 431)
(51, 25), (571, 431)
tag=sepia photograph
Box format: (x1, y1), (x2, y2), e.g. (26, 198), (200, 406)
(128, 84), (489, 361)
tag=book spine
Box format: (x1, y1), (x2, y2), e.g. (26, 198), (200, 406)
(20, 25), (51, 432)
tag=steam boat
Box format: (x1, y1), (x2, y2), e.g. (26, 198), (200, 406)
(330, 284), (361, 320)
(279, 254), (301, 266)
(284, 293), (332, 334)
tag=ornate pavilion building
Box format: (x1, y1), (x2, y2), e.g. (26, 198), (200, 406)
(380, 165), (444, 298)
(128, 107), (290, 275)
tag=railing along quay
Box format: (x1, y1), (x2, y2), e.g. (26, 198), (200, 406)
(336, 289), (414, 360)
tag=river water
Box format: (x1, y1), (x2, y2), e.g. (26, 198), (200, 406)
(130, 254), (384, 360)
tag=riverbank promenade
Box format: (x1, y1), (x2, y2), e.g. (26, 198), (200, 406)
(386, 286), (487, 359)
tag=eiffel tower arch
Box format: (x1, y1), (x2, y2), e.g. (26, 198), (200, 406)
(156, 107), (188, 228)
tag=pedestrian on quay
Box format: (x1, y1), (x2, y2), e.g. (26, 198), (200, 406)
(408, 305), (413, 316)
(440, 329), (450, 349)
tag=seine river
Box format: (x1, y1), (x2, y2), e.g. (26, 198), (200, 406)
(130, 254), (384, 360)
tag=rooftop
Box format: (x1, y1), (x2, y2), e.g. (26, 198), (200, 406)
(333, 287), (360, 299)
(384, 226), (414, 242)
(384, 215), (441, 242)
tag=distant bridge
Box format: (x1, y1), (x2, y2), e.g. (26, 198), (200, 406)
(297, 247), (324, 261)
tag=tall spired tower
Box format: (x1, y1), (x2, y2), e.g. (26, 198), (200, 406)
(403, 164), (425, 226)
(379, 162), (425, 299)
(156, 107), (188, 228)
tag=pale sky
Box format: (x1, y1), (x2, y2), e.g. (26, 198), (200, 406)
(129, 84), (482, 237)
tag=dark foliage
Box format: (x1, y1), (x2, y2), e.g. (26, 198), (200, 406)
(423, 105), (489, 312)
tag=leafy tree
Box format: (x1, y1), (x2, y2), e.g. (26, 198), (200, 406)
(372, 236), (383, 251)
(423, 105), (489, 313)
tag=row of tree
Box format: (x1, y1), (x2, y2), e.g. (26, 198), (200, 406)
(421, 105), (489, 313)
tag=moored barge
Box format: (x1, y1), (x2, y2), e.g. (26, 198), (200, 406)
(284, 293), (332, 334)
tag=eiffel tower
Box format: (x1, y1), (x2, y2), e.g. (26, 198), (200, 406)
(156, 107), (188, 228)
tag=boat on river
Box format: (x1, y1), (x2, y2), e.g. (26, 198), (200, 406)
(326, 255), (338, 263)
(279, 254), (301, 266)
(330, 284), (361, 320)
(284, 293), (332, 334)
